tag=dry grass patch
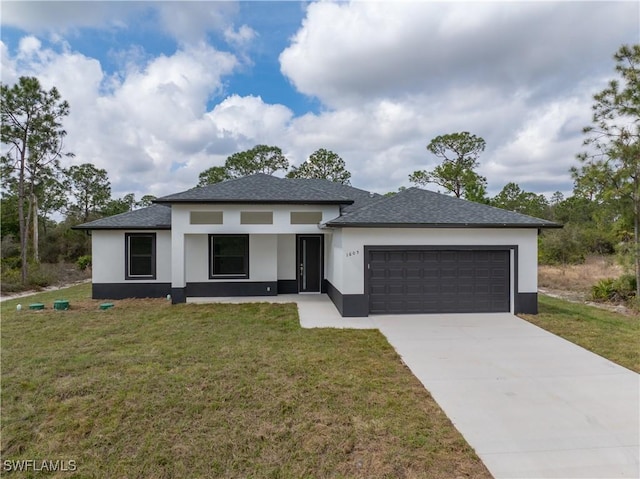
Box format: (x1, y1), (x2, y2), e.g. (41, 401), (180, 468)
(521, 295), (639, 373)
(1, 284), (490, 478)
(539, 255), (623, 297)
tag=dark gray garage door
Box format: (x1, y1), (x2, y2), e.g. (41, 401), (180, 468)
(368, 249), (510, 314)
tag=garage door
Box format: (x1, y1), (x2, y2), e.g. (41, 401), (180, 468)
(368, 249), (510, 314)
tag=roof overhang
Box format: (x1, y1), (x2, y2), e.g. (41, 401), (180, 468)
(153, 199), (354, 205)
(323, 222), (563, 229)
(71, 225), (171, 231)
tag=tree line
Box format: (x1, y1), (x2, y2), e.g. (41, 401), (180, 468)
(1, 44), (638, 299)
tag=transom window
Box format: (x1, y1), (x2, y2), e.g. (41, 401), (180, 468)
(125, 233), (156, 280)
(209, 235), (249, 279)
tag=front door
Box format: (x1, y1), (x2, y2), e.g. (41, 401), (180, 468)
(297, 235), (322, 293)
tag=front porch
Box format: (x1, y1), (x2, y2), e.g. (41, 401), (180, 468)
(170, 233), (329, 302)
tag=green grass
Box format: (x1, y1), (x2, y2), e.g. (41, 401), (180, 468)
(521, 294), (640, 373)
(1, 284), (490, 478)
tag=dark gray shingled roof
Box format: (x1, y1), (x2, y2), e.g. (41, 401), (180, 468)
(73, 204), (171, 230)
(325, 187), (561, 228)
(287, 178), (382, 213)
(154, 173), (354, 205)
(74, 175), (560, 230)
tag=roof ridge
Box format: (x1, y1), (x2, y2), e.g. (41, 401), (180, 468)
(289, 178), (379, 197)
(331, 190), (392, 219)
(286, 178), (355, 202)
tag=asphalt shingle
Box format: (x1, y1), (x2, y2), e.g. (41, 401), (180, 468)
(154, 173), (354, 204)
(74, 175), (560, 230)
(325, 187), (560, 228)
(287, 178), (382, 213)
(73, 204), (171, 230)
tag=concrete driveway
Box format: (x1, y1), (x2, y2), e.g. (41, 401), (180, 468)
(373, 312), (639, 478)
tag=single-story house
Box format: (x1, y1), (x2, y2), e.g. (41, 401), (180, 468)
(74, 173), (561, 316)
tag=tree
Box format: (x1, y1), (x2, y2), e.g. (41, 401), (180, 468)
(409, 132), (487, 201)
(138, 195), (156, 207)
(198, 165), (230, 186)
(492, 182), (550, 219)
(65, 163), (111, 222)
(573, 44), (640, 299)
(226, 144), (289, 177)
(1, 76), (72, 283)
(197, 145), (290, 186)
(286, 148), (352, 184)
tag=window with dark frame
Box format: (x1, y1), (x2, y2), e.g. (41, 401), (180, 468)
(209, 235), (249, 279)
(125, 233), (156, 279)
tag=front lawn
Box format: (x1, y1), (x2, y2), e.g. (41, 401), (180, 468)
(521, 294), (639, 373)
(1, 284), (490, 478)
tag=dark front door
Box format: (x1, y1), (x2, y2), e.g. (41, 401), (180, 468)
(298, 235), (322, 293)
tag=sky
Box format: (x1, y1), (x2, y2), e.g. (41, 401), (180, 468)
(1, 1), (638, 202)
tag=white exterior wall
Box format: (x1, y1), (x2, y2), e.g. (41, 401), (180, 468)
(92, 230), (171, 283)
(171, 204), (339, 235)
(277, 235), (296, 280)
(325, 229), (343, 291)
(185, 234), (278, 283)
(336, 228), (538, 295)
(171, 204), (338, 288)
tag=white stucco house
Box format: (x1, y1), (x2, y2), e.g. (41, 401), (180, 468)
(74, 173), (560, 316)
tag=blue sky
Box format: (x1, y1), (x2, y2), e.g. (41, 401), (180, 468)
(1, 1), (638, 201)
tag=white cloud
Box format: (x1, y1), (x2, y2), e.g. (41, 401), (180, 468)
(1, 1), (140, 32)
(17, 35), (41, 56)
(208, 95), (293, 145)
(224, 24), (257, 48)
(155, 2), (238, 45)
(280, 2), (639, 108)
(3, 37), (243, 198)
(2, 1), (636, 205)
(2, 1), (240, 46)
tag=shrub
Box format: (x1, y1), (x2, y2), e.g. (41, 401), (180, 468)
(591, 278), (616, 302)
(539, 227), (585, 265)
(1, 256), (21, 270)
(0, 267), (22, 292)
(27, 263), (53, 288)
(612, 274), (637, 301)
(591, 274), (637, 303)
(76, 255), (92, 271)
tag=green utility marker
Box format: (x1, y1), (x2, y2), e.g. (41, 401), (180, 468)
(99, 303), (114, 310)
(29, 303), (45, 310)
(53, 300), (69, 311)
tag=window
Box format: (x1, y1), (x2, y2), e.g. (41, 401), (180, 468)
(209, 235), (249, 279)
(240, 211), (273, 224)
(190, 211), (223, 224)
(290, 211), (323, 224)
(125, 233), (156, 280)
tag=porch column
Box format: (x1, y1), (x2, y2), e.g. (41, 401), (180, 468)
(171, 232), (186, 303)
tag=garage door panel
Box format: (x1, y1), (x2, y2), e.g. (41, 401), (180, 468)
(368, 249), (510, 314)
(406, 268), (421, 279)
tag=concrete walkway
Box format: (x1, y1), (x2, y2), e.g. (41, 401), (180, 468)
(189, 294), (640, 478)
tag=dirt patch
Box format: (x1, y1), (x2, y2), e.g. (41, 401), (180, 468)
(539, 256), (623, 294)
(539, 256), (636, 316)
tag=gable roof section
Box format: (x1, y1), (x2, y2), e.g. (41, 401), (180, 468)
(73, 204), (171, 230)
(325, 187), (561, 228)
(154, 173), (354, 205)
